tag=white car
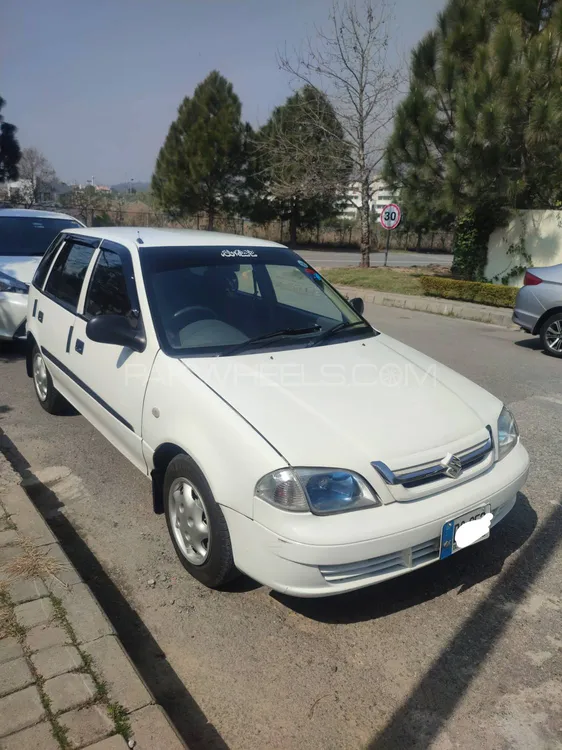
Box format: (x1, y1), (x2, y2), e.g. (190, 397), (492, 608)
(0, 208), (84, 340)
(26, 227), (529, 597)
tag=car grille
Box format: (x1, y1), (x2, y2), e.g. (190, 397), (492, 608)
(319, 537), (441, 584)
(372, 429), (493, 490)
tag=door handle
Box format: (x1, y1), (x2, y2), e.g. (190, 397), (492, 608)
(75, 339), (84, 354)
(66, 326), (74, 353)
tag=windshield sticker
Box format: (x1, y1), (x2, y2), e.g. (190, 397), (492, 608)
(221, 249), (258, 258)
(301, 266), (323, 284)
(297, 259), (308, 267)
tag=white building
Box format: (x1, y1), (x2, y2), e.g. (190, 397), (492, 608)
(340, 178), (399, 221)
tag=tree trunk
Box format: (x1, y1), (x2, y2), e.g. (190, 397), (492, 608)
(289, 200), (298, 247)
(207, 207), (215, 231)
(359, 187), (370, 267)
(416, 229), (422, 249)
(316, 223), (320, 245)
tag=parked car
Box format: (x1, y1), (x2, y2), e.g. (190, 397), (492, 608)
(26, 227), (529, 597)
(513, 266), (562, 357)
(0, 208), (84, 341)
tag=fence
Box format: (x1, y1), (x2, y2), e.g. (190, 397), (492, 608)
(4, 201), (454, 253)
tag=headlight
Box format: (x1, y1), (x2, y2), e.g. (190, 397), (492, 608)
(497, 406), (519, 460)
(0, 272), (28, 294)
(255, 468), (381, 515)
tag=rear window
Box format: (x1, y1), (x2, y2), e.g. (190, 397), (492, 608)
(0, 217), (82, 257)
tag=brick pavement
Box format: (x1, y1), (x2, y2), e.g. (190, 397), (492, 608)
(0, 452), (186, 750)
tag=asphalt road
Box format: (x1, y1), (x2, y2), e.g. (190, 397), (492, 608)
(299, 250), (453, 268)
(1, 305), (561, 750)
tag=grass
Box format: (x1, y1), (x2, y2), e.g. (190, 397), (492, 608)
(3, 537), (68, 585)
(322, 266), (441, 296)
(108, 702), (132, 739)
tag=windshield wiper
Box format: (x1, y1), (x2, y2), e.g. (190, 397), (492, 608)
(310, 320), (369, 347)
(220, 325), (321, 356)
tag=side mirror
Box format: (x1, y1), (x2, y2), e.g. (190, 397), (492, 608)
(86, 314), (146, 353)
(349, 297), (364, 316)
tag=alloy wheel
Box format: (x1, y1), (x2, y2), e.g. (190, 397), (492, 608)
(545, 319), (562, 353)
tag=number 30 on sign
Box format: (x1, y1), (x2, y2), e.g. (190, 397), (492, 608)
(380, 203), (401, 231)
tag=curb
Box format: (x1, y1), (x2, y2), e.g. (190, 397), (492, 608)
(0, 471), (187, 750)
(336, 285), (517, 328)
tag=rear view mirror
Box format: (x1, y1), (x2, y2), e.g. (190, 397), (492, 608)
(86, 314), (146, 352)
(349, 297), (364, 315)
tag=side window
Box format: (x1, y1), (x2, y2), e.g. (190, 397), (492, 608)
(267, 265), (339, 319)
(44, 240), (96, 312)
(84, 249), (133, 319)
(235, 264), (261, 296)
(33, 235), (66, 290)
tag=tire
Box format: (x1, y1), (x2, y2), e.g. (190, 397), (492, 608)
(164, 454), (239, 588)
(31, 344), (68, 414)
(540, 312), (562, 358)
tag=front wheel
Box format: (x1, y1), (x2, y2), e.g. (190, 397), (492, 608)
(32, 345), (68, 414)
(164, 454), (239, 588)
(540, 313), (562, 358)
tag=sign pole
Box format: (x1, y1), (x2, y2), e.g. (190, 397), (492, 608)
(384, 229), (390, 267)
(380, 203), (402, 265)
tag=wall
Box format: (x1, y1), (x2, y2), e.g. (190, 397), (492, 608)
(486, 209), (562, 286)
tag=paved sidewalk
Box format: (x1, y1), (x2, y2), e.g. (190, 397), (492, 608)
(0, 454), (186, 750)
(336, 285), (516, 328)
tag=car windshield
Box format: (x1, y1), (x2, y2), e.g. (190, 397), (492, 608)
(140, 246), (374, 357)
(0, 217), (82, 257)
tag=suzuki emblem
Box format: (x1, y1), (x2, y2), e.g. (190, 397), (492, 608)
(441, 453), (462, 479)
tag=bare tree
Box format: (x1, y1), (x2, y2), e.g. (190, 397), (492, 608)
(279, 0), (401, 266)
(60, 185), (111, 226)
(18, 147), (57, 206)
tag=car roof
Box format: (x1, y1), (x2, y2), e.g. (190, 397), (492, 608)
(62, 226), (287, 250)
(0, 207), (82, 222)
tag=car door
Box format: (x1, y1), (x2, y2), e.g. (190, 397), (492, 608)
(33, 235), (99, 401)
(68, 240), (158, 472)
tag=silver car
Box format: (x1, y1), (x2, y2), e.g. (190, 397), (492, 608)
(0, 208), (83, 341)
(513, 266), (562, 357)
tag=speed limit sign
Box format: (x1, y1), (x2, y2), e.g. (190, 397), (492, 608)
(380, 203), (401, 230)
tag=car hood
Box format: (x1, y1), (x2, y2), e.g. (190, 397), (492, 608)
(0, 256), (40, 284)
(183, 333), (502, 471)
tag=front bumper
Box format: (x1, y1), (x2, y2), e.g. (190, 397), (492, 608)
(224, 442), (529, 597)
(0, 293), (28, 340)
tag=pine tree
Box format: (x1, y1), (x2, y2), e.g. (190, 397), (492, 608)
(383, 0), (499, 227)
(0, 97), (21, 183)
(253, 86), (351, 246)
(384, 0), (562, 278)
(152, 71), (247, 229)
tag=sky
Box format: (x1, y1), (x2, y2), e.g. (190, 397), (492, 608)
(2, 0), (446, 186)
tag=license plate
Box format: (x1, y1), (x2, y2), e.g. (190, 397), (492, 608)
(440, 505), (491, 559)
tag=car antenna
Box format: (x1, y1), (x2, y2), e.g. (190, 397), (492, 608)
(136, 230), (144, 245)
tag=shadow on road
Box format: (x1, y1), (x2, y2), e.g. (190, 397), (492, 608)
(273, 493), (536, 625)
(0, 340), (26, 363)
(0, 427), (230, 750)
(514, 336), (544, 352)
(367, 499), (562, 749)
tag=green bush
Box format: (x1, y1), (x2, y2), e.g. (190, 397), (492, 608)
(420, 276), (518, 308)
